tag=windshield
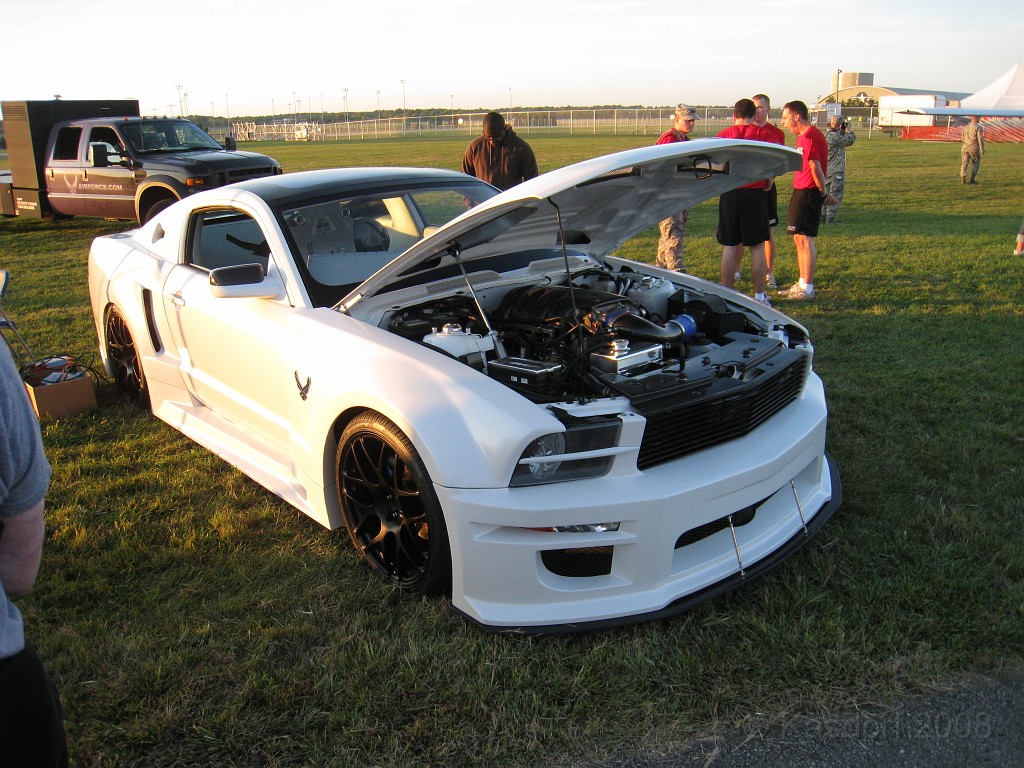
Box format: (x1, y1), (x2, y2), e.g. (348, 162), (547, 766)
(274, 180), (499, 307)
(122, 119), (224, 153)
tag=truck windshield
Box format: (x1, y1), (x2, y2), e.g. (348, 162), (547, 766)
(122, 120), (224, 153)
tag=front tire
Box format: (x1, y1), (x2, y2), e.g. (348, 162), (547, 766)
(141, 196), (176, 224)
(336, 413), (451, 594)
(105, 307), (149, 408)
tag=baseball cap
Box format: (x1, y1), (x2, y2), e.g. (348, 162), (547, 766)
(675, 104), (699, 120)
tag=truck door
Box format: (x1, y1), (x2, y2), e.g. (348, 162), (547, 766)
(78, 126), (137, 219)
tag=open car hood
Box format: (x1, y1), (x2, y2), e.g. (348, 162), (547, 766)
(339, 138), (801, 310)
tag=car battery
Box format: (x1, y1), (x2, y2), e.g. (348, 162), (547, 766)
(488, 357), (563, 397)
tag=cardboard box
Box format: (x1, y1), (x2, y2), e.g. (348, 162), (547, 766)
(24, 373), (97, 420)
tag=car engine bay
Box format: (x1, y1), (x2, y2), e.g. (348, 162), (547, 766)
(383, 264), (811, 409)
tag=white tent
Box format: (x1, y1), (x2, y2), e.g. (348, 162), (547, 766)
(960, 61), (1024, 110)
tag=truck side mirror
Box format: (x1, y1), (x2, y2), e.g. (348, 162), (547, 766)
(90, 142), (110, 167)
(223, 136), (237, 150)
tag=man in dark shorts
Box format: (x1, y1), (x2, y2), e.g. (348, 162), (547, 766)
(753, 94), (787, 289)
(780, 100), (835, 300)
(716, 99), (774, 306)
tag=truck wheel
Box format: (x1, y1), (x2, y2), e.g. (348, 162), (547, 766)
(141, 197), (176, 224)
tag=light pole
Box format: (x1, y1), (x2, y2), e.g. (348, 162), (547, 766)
(835, 69), (842, 106)
(451, 93), (454, 129)
(401, 79), (407, 114)
(343, 88), (349, 121)
(175, 84), (183, 116)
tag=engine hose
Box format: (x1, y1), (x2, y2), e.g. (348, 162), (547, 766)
(607, 311), (684, 343)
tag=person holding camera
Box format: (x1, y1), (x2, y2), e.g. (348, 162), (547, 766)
(823, 114), (855, 224)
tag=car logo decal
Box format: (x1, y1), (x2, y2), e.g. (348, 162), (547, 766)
(294, 371), (311, 401)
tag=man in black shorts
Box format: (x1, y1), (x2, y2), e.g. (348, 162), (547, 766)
(716, 99), (774, 306)
(781, 100), (834, 300)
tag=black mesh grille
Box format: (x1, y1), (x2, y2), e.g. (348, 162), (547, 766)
(637, 353), (808, 470)
(227, 166), (276, 181)
(541, 547), (614, 578)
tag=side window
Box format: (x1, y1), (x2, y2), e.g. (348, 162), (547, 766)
(51, 127), (82, 161)
(187, 209), (270, 274)
(87, 127), (125, 162)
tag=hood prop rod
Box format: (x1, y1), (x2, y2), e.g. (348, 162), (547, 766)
(450, 245), (505, 360)
(552, 203), (589, 401)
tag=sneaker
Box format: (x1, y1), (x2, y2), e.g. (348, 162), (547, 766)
(734, 271), (742, 282)
(1014, 249), (1023, 256)
(766, 272), (777, 289)
(755, 295), (772, 308)
(784, 283), (815, 300)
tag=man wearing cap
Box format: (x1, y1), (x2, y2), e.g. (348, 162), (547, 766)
(654, 104), (698, 271)
(959, 115), (985, 184)
(823, 114), (856, 222)
(461, 112), (539, 191)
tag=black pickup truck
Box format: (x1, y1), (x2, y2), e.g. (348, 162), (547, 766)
(1, 99), (281, 224)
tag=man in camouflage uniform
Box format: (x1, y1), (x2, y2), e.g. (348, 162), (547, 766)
(654, 104), (698, 271)
(823, 115), (855, 223)
(960, 115), (985, 184)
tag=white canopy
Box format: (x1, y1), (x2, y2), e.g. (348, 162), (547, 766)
(961, 61), (1024, 110)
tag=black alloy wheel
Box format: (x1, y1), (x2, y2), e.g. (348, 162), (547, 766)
(336, 413), (451, 594)
(105, 308), (149, 408)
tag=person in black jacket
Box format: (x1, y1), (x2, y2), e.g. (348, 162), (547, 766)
(461, 112), (538, 191)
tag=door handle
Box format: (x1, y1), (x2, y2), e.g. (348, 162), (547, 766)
(171, 292), (185, 308)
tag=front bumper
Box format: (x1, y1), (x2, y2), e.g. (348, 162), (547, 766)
(435, 375), (840, 633)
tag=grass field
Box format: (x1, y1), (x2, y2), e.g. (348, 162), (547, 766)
(1, 134), (1023, 767)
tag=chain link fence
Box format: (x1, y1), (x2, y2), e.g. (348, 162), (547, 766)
(229, 107), (767, 143)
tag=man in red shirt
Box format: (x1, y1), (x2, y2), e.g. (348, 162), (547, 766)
(654, 104), (698, 271)
(715, 99), (775, 305)
(780, 100), (835, 300)
(753, 94), (787, 289)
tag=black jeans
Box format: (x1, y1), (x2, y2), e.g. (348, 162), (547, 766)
(0, 641), (68, 767)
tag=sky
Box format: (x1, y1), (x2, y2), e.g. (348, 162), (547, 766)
(4, 0), (1022, 118)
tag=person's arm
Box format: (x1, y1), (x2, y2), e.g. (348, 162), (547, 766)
(979, 126), (985, 154)
(0, 500), (45, 597)
(460, 144), (477, 178)
(811, 159), (833, 203)
(521, 146), (539, 182)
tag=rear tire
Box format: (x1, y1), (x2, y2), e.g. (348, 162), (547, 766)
(336, 413), (451, 594)
(105, 307), (149, 408)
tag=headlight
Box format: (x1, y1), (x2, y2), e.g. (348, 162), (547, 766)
(511, 418), (621, 487)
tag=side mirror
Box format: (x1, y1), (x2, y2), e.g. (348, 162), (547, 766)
(209, 264), (285, 300)
(223, 136), (237, 150)
(90, 142), (109, 167)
